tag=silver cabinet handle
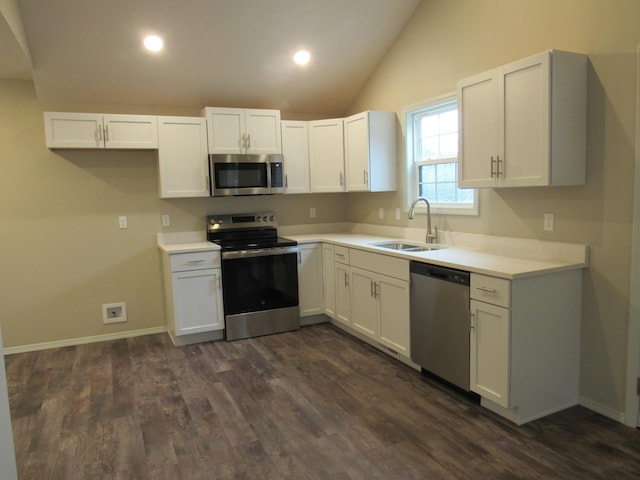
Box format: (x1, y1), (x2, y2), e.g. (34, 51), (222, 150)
(246, 133), (251, 149)
(298, 251), (302, 264)
(364, 170), (368, 184)
(374, 282), (379, 298)
(97, 126), (103, 142)
(470, 312), (475, 330)
(104, 125), (109, 142)
(335, 253), (345, 259)
(339, 172), (343, 186)
(187, 259), (206, 264)
(344, 272), (349, 287)
(216, 274), (221, 290)
(370, 280), (375, 298)
(490, 156), (496, 178)
(285, 174), (288, 188)
(496, 155), (502, 177)
(475, 286), (497, 293)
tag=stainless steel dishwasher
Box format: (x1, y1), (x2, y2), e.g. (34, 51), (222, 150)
(410, 261), (471, 391)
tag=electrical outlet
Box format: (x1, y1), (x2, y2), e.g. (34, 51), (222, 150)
(378, 207), (384, 219)
(102, 302), (127, 324)
(395, 208), (401, 220)
(310, 207), (316, 218)
(544, 213), (554, 232)
(161, 214), (170, 227)
(119, 216), (128, 229)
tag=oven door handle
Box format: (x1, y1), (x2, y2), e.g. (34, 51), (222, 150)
(221, 246), (299, 260)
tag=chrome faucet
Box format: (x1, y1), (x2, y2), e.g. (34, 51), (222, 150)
(408, 197), (438, 244)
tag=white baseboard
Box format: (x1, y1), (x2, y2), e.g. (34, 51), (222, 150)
(3, 327), (167, 355)
(579, 395), (626, 424)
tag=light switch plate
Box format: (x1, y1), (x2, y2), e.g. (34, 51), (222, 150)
(161, 214), (170, 227)
(119, 216), (128, 229)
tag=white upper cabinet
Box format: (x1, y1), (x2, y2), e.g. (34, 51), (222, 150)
(157, 116), (210, 198)
(44, 112), (158, 149)
(458, 50), (587, 188)
(309, 118), (345, 193)
(281, 120), (310, 194)
(202, 107), (281, 154)
(344, 111), (397, 192)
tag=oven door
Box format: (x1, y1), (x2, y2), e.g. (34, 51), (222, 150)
(221, 246), (300, 340)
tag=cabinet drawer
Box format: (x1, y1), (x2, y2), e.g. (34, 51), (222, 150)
(471, 274), (510, 308)
(350, 249), (409, 281)
(170, 251), (220, 272)
(334, 246), (350, 264)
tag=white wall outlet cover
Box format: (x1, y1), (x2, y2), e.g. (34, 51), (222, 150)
(395, 208), (401, 220)
(544, 213), (555, 232)
(378, 207), (384, 219)
(118, 216), (128, 229)
(161, 214), (170, 227)
(310, 207), (316, 218)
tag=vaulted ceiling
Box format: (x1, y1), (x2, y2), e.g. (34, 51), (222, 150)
(2, 0), (421, 114)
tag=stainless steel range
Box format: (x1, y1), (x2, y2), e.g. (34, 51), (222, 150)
(206, 212), (299, 341)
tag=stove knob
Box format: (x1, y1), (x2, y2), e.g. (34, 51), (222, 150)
(263, 216), (268, 222)
(256, 217), (261, 222)
(269, 215), (274, 222)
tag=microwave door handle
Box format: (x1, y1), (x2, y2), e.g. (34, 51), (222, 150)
(266, 161), (272, 192)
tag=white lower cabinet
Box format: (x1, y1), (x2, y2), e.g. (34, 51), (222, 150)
(162, 250), (225, 345)
(470, 299), (510, 407)
(469, 271), (581, 424)
(327, 246), (411, 360)
(322, 244), (336, 318)
(297, 243), (324, 317)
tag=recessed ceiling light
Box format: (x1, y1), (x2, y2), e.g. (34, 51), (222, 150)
(144, 35), (164, 52)
(293, 50), (311, 66)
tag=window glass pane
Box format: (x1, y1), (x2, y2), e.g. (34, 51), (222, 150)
(420, 183), (436, 199)
(440, 110), (458, 134)
(419, 165), (436, 183)
(439, 132), (457, 158)
(437, 182), (456, 202)
(436, 162), (456, 182)
(420, 136), (440, 161)
(421, 115), (439, 135)
(458, 187), (474, 203)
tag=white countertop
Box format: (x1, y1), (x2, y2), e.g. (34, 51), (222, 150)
(284, 233), (588, 280)
(156, 229), (588, 280)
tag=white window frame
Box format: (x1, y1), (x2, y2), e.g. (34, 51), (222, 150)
(402, 92), (478, 216)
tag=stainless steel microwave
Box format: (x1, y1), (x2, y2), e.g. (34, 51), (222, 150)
(208, 154), (284, 196)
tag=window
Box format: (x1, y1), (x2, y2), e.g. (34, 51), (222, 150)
(404, 94), (477, 215)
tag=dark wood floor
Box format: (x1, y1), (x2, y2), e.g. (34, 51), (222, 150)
(5, 323), (640, 479)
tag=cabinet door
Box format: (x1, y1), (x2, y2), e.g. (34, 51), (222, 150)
(378, 274), (410, 357)
(344, 112), (370, 192)
(350, 267), (378, 340)
(204, 107), (245, 153)
(297, 244), (324, 317)
(500, 52), (550, 186)
(172, 269), (224, 336)
(334, 263), (351, 327)
(44, 112), (103, 148)
(309, 118), (345, 192)
(103, 114), (158, 149)
(158, 117), (210, 198)
(281, 120), (310, 194)
(322, 244), (336, 318)
(470, 299), (510, 407)
(244, 109), (282, 154)
(457, 70), (500, 188)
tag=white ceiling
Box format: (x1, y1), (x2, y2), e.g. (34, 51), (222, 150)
(5, 0), (421, 114)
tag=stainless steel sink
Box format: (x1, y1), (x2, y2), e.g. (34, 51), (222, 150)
(370, 241), (445, 252)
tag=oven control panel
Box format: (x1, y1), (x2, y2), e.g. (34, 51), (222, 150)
(207, 212), (277, 231)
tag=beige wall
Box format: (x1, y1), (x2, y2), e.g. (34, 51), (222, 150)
(346, 0), (640, 415)
(0, 79), (346, 347)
